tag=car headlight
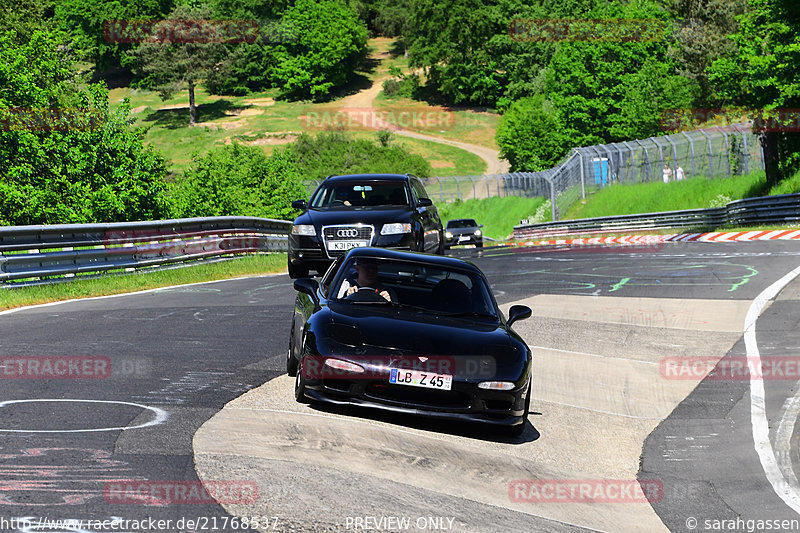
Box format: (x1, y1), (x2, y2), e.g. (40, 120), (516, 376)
(478, 381), (515, 390)
(474, 229), (482, 237)
(445, 231), (453, 239)
(381, 223), (411, 235)
(291, 224), (316, 236)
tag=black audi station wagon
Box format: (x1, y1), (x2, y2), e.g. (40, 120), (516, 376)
(288, 174), (444, 278)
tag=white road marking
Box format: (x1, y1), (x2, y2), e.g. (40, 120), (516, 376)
(775, 394), (800, 494)
(745, 264), (800, 513)
(0, 399), (168, 433)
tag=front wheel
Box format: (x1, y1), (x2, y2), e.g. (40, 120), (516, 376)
(436, 233), (446, 255)
(505, 381), (531, 437)
(294, 361), (310, 403)
(287, 324), (298, 376)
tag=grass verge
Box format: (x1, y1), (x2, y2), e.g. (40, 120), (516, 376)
(438, 196), (547, 240)
(0, 254), (286, 311)
(564, 171), (770, 220)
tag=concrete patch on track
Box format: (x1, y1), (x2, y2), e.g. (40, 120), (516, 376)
(194, 295), (751, 532)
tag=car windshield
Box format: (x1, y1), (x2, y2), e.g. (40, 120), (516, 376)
(447, 219), (477, 229)
(332, 257), (498, 318)
(310, 182), (410, 208)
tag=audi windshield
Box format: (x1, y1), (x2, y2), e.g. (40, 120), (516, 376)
(310, 182), (410, 208)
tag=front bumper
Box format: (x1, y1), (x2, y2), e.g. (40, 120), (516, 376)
(302, 372), (527, 427)
(289, 233), (415, 264)
(445, 234), (483, 247)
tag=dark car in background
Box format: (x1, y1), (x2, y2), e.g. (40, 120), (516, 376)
(287, 247), (533, 436)
(287, 174), (444, 278)
(444, 218), (484, 248)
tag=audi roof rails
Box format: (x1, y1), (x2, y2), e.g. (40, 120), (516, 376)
(323, 174), (335, 181)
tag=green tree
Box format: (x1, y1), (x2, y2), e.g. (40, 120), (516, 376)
(132, 5), (228, 125)
(54, 0), (174, 75)
(271, 0), (368, 99)
(0, 0), (57, 43)
(171, 144), (305, 220)
(496, 95), (571, 171)
(709, 0), (800, 185)
(664, 0), (747, 106)
(405, 0), (602, 107)
(0, 30), (171, 225)
(287, 131), (432, 180)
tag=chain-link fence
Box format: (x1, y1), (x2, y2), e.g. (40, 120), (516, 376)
(425, 123), (764, 221)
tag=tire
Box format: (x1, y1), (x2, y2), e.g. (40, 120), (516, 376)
(287, 258), (309, 279)
(436, 233), (446, 255)
(286, 325), (298, 377)
(294, 360), (310, 403)
(505, 380), (531, 437)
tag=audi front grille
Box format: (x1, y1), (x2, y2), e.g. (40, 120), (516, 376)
(321, 224), (375, 258)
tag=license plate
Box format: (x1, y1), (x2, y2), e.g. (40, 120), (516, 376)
(389, 368), (452, 390)
(328, 240), (368, 251)
(458, 235), (470, 242)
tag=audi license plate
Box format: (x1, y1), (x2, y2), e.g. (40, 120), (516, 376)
(389, 368), (452, 390)
(328, 240), (368, 251)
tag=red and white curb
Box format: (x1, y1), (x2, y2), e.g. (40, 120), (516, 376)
(508, 229), (800, 247)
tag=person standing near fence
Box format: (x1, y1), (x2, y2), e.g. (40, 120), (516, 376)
(662, 163), (673, 183)
(676, 165), (685, 181)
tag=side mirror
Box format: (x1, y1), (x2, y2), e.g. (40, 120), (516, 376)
(417, 197), (433, 208)
(293, 278), (320, 307)
(292, 199), (308, 210)
(507, 305), (532, 328)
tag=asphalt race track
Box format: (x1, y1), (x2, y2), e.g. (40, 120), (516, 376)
(3, 241), (800, 532)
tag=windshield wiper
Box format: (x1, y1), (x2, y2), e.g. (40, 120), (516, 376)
(440, 311), (498, 320)
(390, 302), (429, 312)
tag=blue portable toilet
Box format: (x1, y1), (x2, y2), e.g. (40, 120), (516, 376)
(592, 157), (609, 187)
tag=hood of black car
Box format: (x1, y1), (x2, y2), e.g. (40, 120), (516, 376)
(295, 207), (413, 227)
(324, 302), (518, 354)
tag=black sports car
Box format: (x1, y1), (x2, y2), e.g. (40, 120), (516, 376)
(287, 173), (444, 278)
(445, 218), (484, 248)
(287, 247), (533, 435)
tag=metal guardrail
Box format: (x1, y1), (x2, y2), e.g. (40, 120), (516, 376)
(0, 217), (291, 285)
(514, 193), (800, 239)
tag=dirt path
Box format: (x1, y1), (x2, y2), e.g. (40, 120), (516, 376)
(337, 58), (510, 180)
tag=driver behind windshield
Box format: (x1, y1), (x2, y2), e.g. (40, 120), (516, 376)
(337, 257), (395, 302)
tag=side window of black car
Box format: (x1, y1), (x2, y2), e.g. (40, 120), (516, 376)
(411, 178), (430, 203)
(408, 181), (420, 204)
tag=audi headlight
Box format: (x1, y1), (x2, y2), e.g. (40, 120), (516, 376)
(291, 224), (316, 236)
(445, 231), (454, 239)
(381, 223), (411, 235)
(474, 229), (482, 237)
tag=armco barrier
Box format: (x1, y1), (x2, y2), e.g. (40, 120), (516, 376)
(0, 217), (291, 285)
(514, 193), (800, 239)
